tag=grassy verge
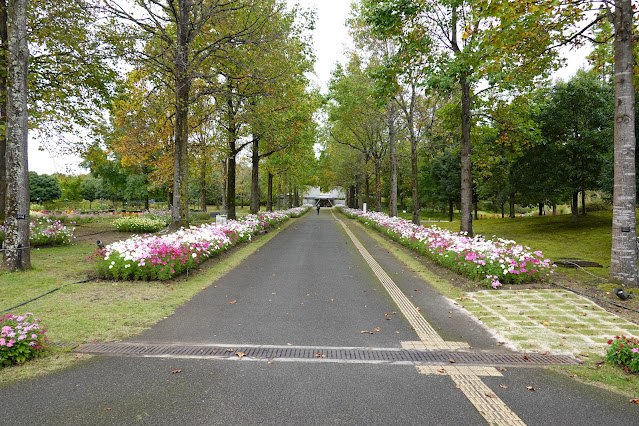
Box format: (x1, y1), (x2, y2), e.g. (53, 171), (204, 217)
(0, 215), (300, 386)
(344, 211), (639, 398)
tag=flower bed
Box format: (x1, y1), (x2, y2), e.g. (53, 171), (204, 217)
(606, 335), (639, 374)
(0, 313), (48, 367)
(0, 217), (74, 247)
(95, 207), (309, 281)
(337, 207), (555, 288)
(113, 216), (168, 233)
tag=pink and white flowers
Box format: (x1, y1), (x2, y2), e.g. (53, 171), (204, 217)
(0, 313), (48, 366)
(95, 208), (309, 280)
(339, 207), (555, 289)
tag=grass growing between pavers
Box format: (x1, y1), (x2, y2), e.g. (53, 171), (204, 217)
(347, 215), (639, 397)
(0, 216), (300, 387)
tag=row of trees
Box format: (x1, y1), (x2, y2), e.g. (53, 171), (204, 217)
(1, 0), (321, 271)
(321, 0), (637, 287)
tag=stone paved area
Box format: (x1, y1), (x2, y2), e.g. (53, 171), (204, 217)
(459, 289), (639, 356)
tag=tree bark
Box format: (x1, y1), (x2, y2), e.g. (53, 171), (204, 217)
(448, 199), (453, 222)
(581, 190), (586, 215)
(200, 163), (207, 212)
(169, 0), (191, 231)
(571, 191), (579, 224)
(266, 172), (273, 211)
(3, 0), (29, 271)
(374, 160), (382, 212)
(388, 104), (398, 217)
(610, 0), (638, 287)
(250, 137), (260, 214)
(225, 89), (238, 220)
(221, 159), (227, 212)
(0, 1), (7, 224)
(460, 73), (473, 235)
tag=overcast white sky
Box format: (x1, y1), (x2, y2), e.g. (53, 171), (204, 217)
(28, 0), (589, 175)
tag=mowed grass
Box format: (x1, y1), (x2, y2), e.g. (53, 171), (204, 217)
(0, 216), (299, 386)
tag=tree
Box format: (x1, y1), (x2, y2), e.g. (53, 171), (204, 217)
(536, 71), (613, 223)
(610, 0), (637, 286)
(327, 57), (388, 212)
(81, 177), (102, 209)
(29, 172), (61, 203)
(3, 0), (29, 271)
(362, 0), (574, 235)
(104, 0), (276, 228)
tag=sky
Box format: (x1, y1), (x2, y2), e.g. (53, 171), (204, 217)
(28, 0), (590, 175)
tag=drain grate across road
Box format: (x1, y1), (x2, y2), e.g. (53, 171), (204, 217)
(75, 342), (578, 367)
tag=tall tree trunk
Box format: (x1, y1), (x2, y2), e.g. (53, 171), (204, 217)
(250, 137), (260, 214)
(448, 199), (453, 222)
(3, 0), (29, 271)
(388, 104), (398, 217)
(538, 202), (544, 217)
(0, 2), (7, 224)
(227, 151), (236, 220)
(277, 180), (282, 210)
(221, 159), (227, 212)
(364, 175), (370, 209)
(375, 160), (382, 212)
(169, 0), (191, 231)
(610, 0), (638, 287)
(509, 193), (515, 218)
(200, 163), (207, 212)
(571, 191), (579, 224)
(266, 172), (273, 211)
(581, 190), (586, 216)
(356, 177), (362, 209)
(225, 90), (237, 220)
(460, 73), (473, 235)
(408, 87), (420, 225)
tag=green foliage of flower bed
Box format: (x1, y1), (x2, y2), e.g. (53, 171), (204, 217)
(0, 313), (48, 367)
(606, 335), (639, 374)
(113, 216), (167, 233)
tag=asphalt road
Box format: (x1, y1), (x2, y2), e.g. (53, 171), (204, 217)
(0, 209), (637, 425)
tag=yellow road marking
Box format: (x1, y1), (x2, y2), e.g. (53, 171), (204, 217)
(334, 212), (526, 425)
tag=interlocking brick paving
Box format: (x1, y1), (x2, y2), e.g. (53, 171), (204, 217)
(460, 289), (639, 356)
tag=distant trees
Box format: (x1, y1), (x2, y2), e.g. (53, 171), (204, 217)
(29, 172), (61, 203)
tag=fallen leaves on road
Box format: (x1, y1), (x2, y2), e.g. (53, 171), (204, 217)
(374, 327), (381, 332)
(580, 353), (590, 357)
(315, 353), (327, 358)
(361, 330), (374, 334)
(496, 342), (505, 346)
(172, 369), (182, 374)
(437, 368), (446, 374)
(630, 399), (639, 404)
(526, 386), (536, 391)
(236, 352), (246, 358)
(498, 367), (507, 371)
(486, 393), (497, 398)
(449, 358), (456, 364)
(541, 321), (551, 326)
(229, 300), (236, 305)
(499, 384), (508, 389)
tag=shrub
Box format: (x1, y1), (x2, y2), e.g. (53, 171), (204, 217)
(606, 335), (639, 374)
(0, 313), (48, 367)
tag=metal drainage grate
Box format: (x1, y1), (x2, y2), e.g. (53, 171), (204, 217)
(75, 342), (579, 367)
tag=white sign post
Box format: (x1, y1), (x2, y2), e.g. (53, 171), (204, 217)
(363, 203), (367, 213)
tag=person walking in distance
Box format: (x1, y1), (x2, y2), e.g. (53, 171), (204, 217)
(316, 203), (320, 215)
